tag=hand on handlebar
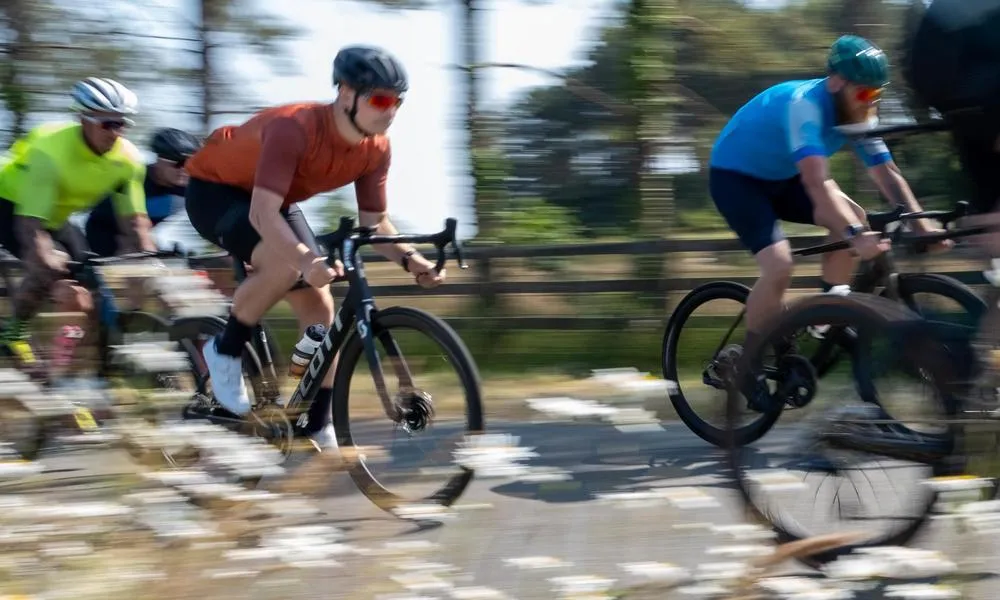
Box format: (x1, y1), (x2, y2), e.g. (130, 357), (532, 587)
(409, 254), (446, 289)
(910, 221), (954, 253)
(303, 255), (343, 288)
(849, 231), (891, 260)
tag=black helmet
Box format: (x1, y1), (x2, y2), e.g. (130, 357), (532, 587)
(332, 45), (408, 94)
(150, 127), (201, 163)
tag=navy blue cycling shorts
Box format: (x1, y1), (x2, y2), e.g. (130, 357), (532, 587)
(709, 167), (816, 255)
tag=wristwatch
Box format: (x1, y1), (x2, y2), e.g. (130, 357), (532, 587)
(400, 250), (416, 273)
(844, 223), (865, 239)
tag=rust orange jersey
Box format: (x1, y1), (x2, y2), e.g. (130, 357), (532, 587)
(185, 102), (389, 211)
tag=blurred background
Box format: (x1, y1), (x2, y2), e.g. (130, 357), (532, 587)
(0, 0), (977, 385)
(4, 2), (999, 599)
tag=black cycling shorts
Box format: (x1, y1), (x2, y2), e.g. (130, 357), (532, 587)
(0, 198), (91, 262)
(709, 168), (816, 255)
(185, 177), (321, 266)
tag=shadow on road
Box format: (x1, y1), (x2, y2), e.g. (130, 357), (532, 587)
(487, 421), (747, 504)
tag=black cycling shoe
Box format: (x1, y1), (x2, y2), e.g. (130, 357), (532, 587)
(743, 374), (776, 413)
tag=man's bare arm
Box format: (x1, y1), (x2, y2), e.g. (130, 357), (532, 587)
(867, 161), (935, 231)
(118, 213), (157, 253)
(796, 156), (862, 232)
(358, 210), (421, 266)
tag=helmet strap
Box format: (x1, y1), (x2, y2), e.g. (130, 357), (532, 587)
(346, 93), (375, 138)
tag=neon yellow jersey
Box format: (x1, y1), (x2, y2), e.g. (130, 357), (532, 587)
(0, 122), (146, 229)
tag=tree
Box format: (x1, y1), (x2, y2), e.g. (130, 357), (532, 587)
(138, 0), (302, 133)
(0, 0), (158, 143)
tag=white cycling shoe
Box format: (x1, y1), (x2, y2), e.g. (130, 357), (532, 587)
(203, 336), (251, 416)
(308, 423), (339, 452)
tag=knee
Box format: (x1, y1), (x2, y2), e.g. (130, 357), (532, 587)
(52, 281), (92, 312)
(257, 261), (300, 290)
(759, 255), (794, 289)
(290, 287), (336, 321)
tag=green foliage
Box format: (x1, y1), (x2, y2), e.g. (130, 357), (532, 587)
(494, 197), (583, 246)
(316, 191), (358, 232)
(494, 196), (584, 272)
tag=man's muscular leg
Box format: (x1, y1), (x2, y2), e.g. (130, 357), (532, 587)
(815, 190), (867, 291)
(284, 286), (337, 436)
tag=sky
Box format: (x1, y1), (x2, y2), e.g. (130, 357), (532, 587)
(144, 0), (619, 247)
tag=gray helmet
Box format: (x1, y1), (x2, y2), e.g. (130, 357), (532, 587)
(332, 45), (408, 93)
(150, 128), (201, 163)
(70, 77), (138, 116)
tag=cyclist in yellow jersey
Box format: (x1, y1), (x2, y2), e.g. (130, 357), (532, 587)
(0, 77), (155, 362)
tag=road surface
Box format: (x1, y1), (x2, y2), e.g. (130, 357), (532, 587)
(7, 415), (998, 599)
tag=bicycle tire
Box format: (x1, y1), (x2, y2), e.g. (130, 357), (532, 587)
(809, 273), (986, 380)
(661, 281), (782, 447)
(0, 396), (47, 461)
(169, 316), (288, 488)
(727, 292), (958, 567)
(896, 273), (986, 320)
(331, 306), (485, 514)
(169, 316), (279, 396)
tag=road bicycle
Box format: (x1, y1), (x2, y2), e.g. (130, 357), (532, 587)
(176, 216), (486, 514)
(0, 245), (217, 459)
(662, 201), (985, 447)
(724, 118), (1000, 566)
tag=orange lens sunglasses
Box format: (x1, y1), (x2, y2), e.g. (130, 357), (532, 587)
(855, 86), (884, 103)
(367, 93), (404, 111)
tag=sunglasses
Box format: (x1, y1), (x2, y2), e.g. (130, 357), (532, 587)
(366, 93), (404, 111)
(854, 86), (884, 103)
(159, 157), (187, 168)
(82, 115), (133, 131)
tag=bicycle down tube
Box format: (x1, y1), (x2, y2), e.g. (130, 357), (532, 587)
(284, 216), (464, 425)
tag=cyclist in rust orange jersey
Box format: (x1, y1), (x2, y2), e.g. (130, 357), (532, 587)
(184, 45), (443, 451)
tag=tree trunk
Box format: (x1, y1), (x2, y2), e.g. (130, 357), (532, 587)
(627, 0), (676, 311)
(848, 0), (882, 202)
(1, 0), (32, 143)
(197, 0), (214, 134)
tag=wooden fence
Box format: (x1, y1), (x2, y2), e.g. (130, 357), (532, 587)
(184, 234), (990, 331)
(0, 235), (986, 332)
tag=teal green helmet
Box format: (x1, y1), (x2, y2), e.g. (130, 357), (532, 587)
(827, 34), (889, 88)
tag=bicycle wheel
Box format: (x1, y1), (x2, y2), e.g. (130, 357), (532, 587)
(331, 306), (484, 514)
(662, 281), (782, 447)
(896, 273), (985, 323)
(167, 316), (293, 485)
(809, 274), (985, 383)
(169, 316), (280, 398)
(727, 292), (959, 567)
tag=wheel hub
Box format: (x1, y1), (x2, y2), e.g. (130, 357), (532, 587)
(398, 390), (435, 433)
(776, 353), (818, 408)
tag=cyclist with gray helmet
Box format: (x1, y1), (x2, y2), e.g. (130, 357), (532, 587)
(0, 77), (155, 363)
(83, 127), (201, 257)
(707, 35), (946, 410)
(183, 45), (443, 451)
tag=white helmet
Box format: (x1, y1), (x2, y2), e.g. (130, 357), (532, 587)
(70, 77), (138, 117)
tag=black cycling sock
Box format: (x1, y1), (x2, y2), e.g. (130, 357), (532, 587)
(304, 387), (333, 434)
(820, 280), (836, 293)
(215, 313), (253, 357)
(744, 330), (765, 373)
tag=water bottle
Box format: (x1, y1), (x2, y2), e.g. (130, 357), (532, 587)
(288, 323), (327, 377)
(52, 325), (85, 369)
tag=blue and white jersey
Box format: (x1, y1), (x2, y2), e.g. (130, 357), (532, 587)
(709, 78), (892, 181)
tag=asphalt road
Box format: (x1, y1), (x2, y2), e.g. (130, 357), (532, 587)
(11, 415), (999, 599)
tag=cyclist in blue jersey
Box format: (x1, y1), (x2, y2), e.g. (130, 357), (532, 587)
(708, 34), (945, 410)
(83, 128), (200, 256)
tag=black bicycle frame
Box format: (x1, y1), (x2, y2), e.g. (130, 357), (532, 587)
(277, 217), (464, 425)
(704, 202), (978, 365)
